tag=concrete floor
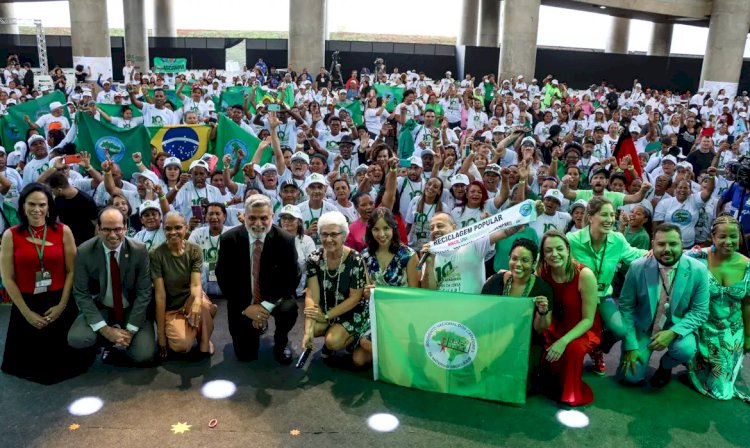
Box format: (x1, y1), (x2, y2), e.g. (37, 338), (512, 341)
(1, 299), (748, 448)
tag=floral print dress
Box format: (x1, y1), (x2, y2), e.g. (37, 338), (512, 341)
(362, 245), (416, 288)
(687, 253), (750, 404)
(306, 247), (369, 339)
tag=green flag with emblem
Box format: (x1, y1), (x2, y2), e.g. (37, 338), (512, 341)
(371, 286), (533, 404)
(373, 84), (405, 113)
(1, 91), (68, 148)
(215, 114), (272, 182)
(336, 100), (363, 126)
(75, 112), (151, 180)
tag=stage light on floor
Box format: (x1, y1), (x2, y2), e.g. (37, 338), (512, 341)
(555, 410), (590, 429)
(201, 380), (237, 399)
(367, 413), (399, 432)
(68, 397), (104, 416)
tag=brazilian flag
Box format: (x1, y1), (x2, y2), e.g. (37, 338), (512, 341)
(149, 124), (212, 171)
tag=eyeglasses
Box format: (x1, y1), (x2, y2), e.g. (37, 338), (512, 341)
(100, 227), (125, 234)
(319, 232), (343, 240)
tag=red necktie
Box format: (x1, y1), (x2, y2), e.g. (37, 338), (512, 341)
(110, 250), (124, 325)
(252, 240), (262, 304)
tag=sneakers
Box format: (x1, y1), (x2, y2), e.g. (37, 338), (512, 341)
(590, 349), (606, 376)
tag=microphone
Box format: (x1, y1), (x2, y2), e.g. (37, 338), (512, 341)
(295, 348), (312, 369)
(416, 250), (431, 271)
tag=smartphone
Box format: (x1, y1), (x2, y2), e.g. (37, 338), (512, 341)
(267, 103), (281, 112)
(191, 205), (204, 222)
(64, 154), (81, 164)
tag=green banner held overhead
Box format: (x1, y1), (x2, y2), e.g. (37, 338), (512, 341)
(153, 57), (187, 73)
(371, 286), (534, 404)
(1, 91), (68, 148)
(75, 112), (152, 180)
(215, 114), (272, 182)
(373, 84), (405, 113)
(336, 100), (363, 127)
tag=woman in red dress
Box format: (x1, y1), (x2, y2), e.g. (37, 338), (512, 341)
(1, 183), (86, 384)
(538, 230), (601, 406)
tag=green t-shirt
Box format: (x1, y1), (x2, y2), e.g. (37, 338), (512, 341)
(149, 241), (203, 311)
(425, 103), (444, 117)
(483, 81), (495, 101)
(624, 227), (651, 251)
(574, 190), (625, 210)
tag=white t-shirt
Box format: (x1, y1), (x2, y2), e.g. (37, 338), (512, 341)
(335, 201), (358, 224)
(397, 177), (424, 217)
(110, 116), (144, 129)
(182, 98), (209, 119)
(405, 197), (447, 250)
(188, 225), (231, 295)
(394, 102), (420, 132)
(141, 103), (177, 126)
(1, 167), (23, 207)
(653, 192), (706, 247)
(467, 109), (489, 132)
(173, 182), (225, 221)
(35, 114), (70, 134)
(364, 107), (386, 135)
(298, 199), (339, 244)
(96, 90), (117, 105)
(433, 235), (491, 294)
(440, 97), (462, 123)
(22, 157), (50, 184)
(133, 228), (166, 251)
(534, 122), (552, 143)
(531, 211), (572, 241)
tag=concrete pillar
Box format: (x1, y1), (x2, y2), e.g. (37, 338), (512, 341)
(458, 0), (480, 46)
(69, 0), (112, 65)
(605, 16), (630, 54)
(123, 0), (149, 73)
(0, 3), (18, 34)
(478, 0), (500, 47)
(700, 0), (750, 98)
(648, 22), (673, 56)
(153, 0), (176, 37)
(289, 0), (326, 76)
(498, 0), (540, 82)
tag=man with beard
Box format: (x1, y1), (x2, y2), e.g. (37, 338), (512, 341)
(561, 168), (650, 211)
(22, 135), (50, 184)
(298, 173), (338, 246)
(420, 212), (519, 294)
(420, 149), (436, 180)
(397, 156), (425, 217)
(618, 224), (708, 387)
(216, 194), (299, 364)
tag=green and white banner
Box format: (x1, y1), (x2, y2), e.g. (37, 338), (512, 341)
(153, 57), (187, 73)
(428, 200), (537, 254)
(370, 286), (534, 404)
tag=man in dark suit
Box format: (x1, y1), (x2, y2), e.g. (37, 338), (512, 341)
(68, 207), (155, 363)
(216, 194), (299, 364)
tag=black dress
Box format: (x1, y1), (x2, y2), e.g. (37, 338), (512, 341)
(481, 271), (555, 390)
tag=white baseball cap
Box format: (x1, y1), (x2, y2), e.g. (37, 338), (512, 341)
(188, 159), (209, 172)
(408, 155), (422, 168)
(278, 204), (302, 220)
(551, 79), (559, 85)
(138, 200), (161, 216)
(133, 169), (160, 185)
(27, 134), (45, 145)
(661, 155), (677, 165)
(544, 189), (563, 204)
(304, 172), (328, 188)
(291, 152), (310, 164)
(259, 162), (278, 175)
(451, 174), (470, 187)
(48, 101), (63, 111)
(355, 164), (369, 174)
(492, 126), (504, 134)
(164, 156), (182, 169)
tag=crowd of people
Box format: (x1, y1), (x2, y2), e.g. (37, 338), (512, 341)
(0, 54), (748, 408)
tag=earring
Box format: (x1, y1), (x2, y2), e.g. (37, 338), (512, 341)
(710, 244), (716, 253)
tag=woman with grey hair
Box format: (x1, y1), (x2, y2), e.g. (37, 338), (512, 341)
(302, 211), (368, 361)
